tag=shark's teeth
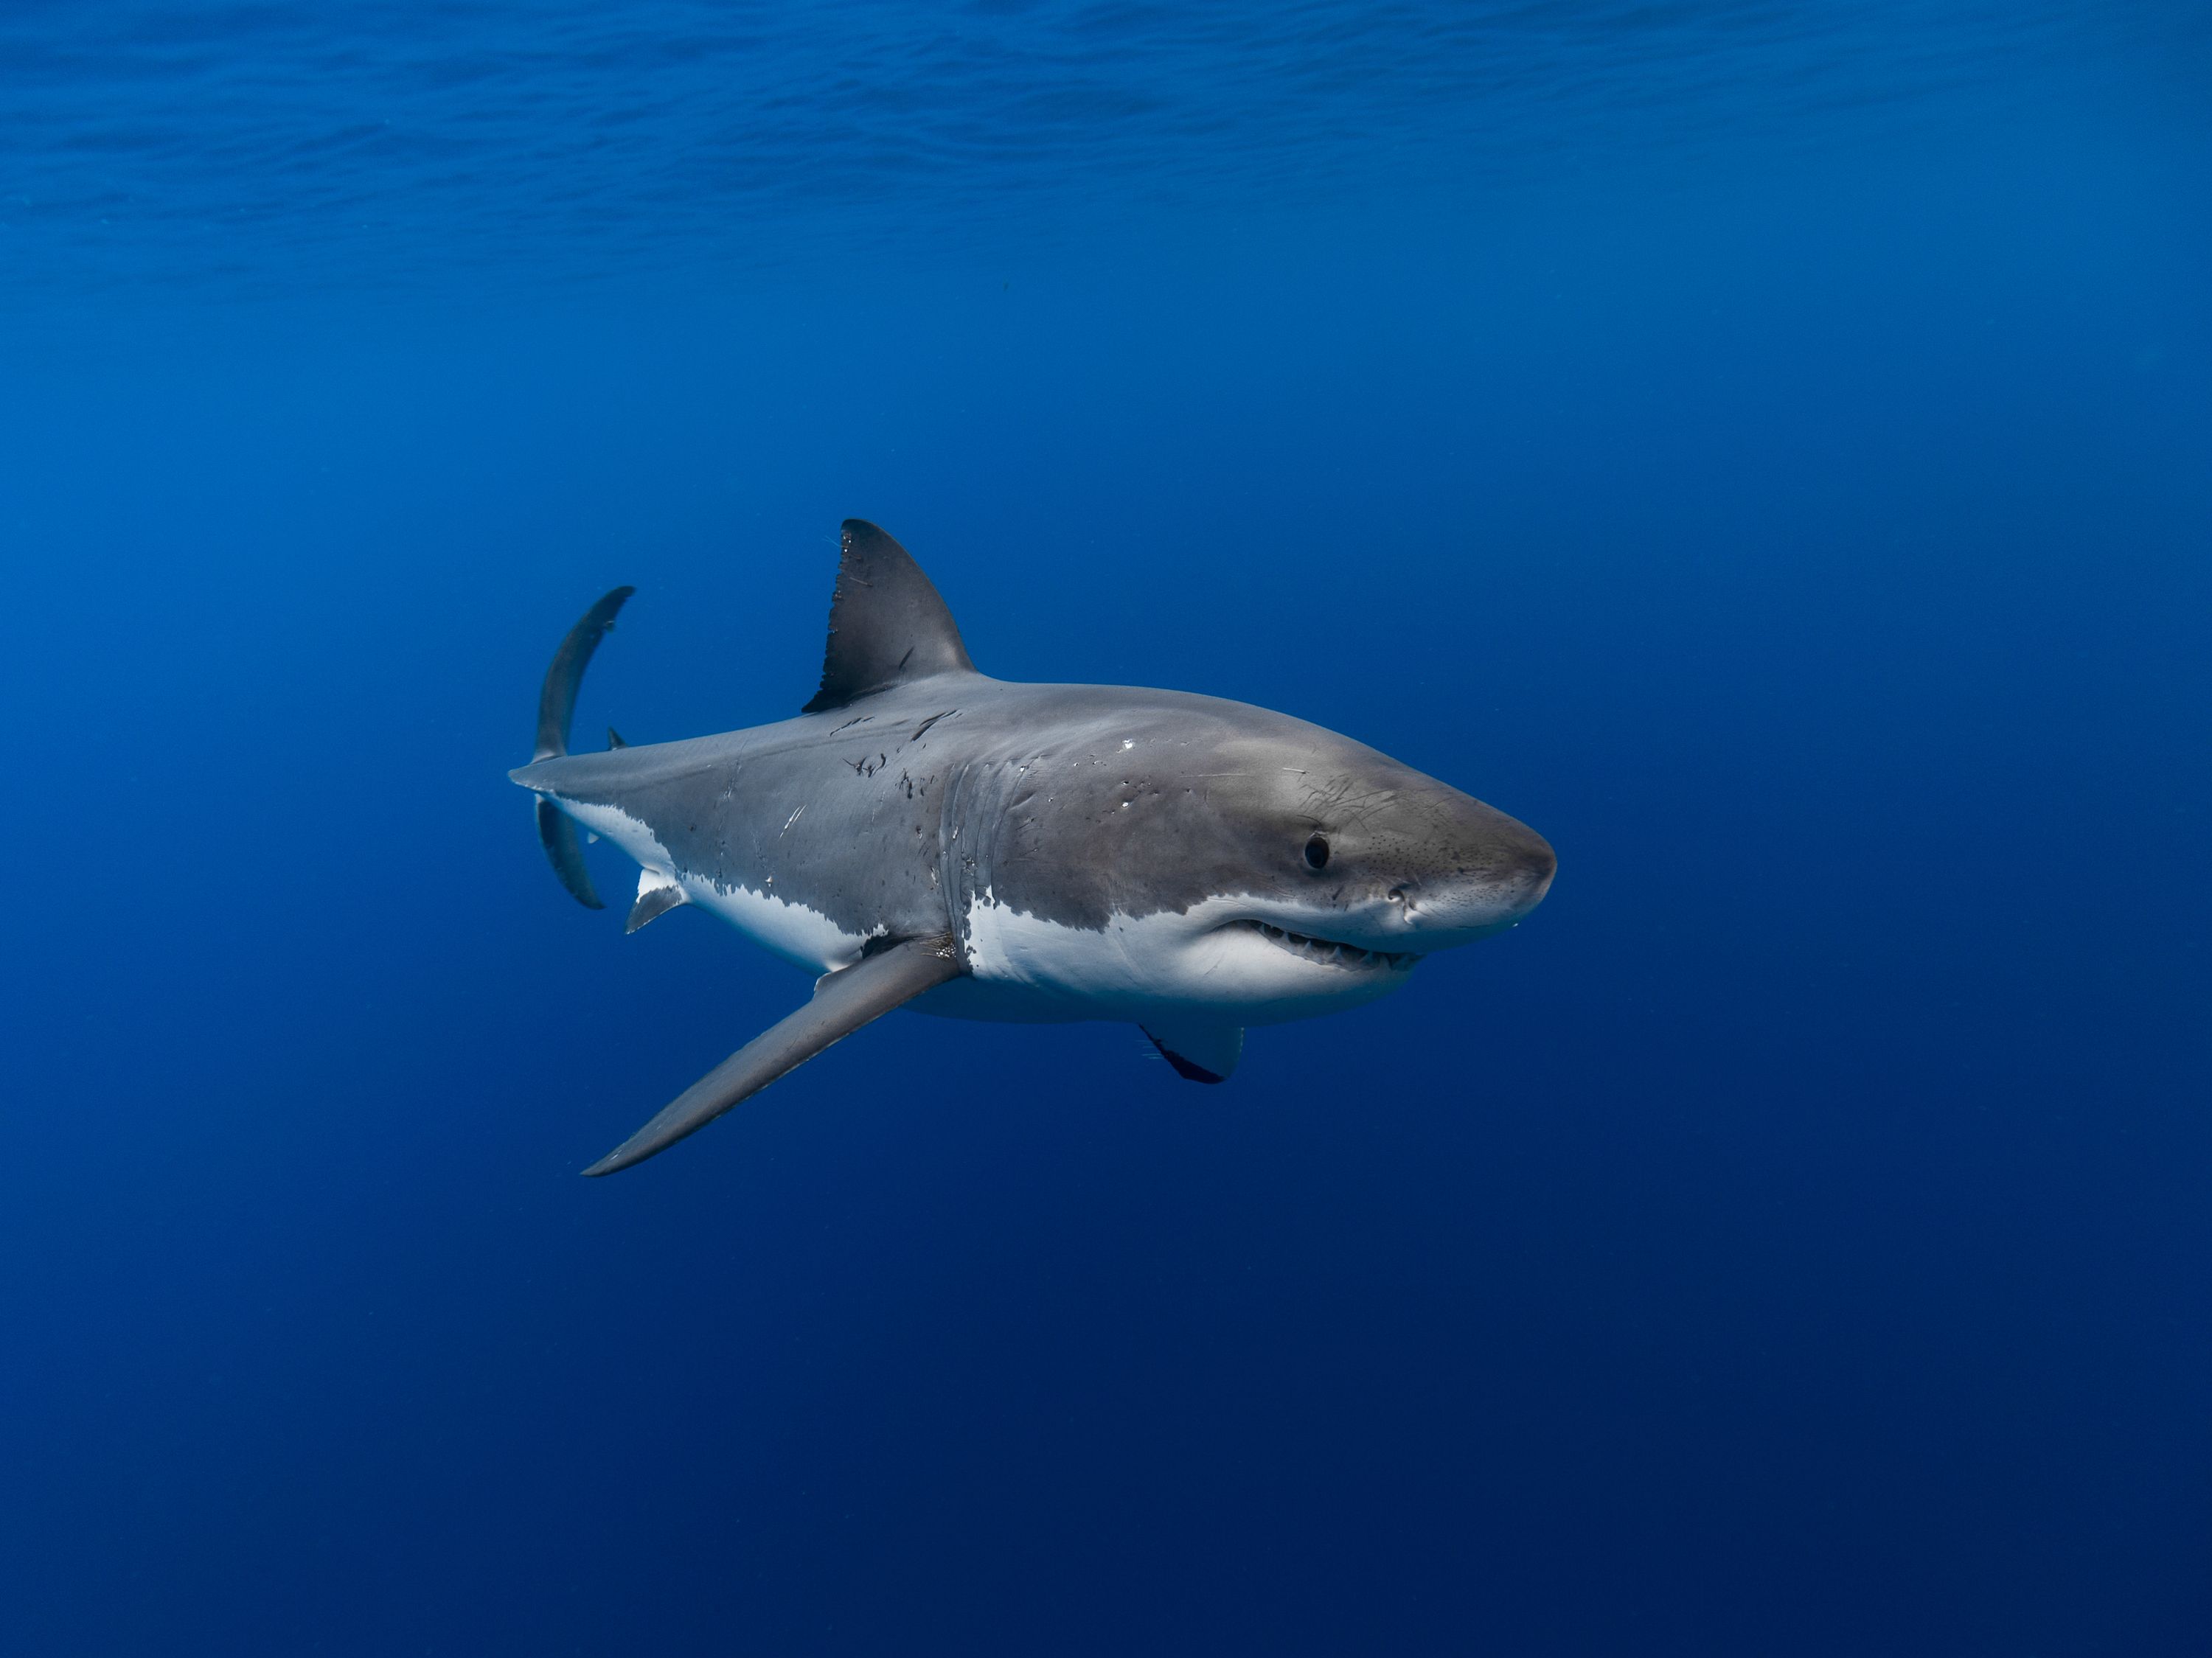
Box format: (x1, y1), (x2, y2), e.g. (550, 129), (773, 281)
(1246, 921), (1415, 972)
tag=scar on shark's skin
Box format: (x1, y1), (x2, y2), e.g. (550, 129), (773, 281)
(511, 519), (1557, 1175)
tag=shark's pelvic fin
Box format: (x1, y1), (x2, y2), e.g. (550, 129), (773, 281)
(1142, 1021), (1245, 1084)
(582, 935), (964, 1176)
(626, 868), (688, 934)
(801, 519), (976, 713)
(607, 726), (628, 749)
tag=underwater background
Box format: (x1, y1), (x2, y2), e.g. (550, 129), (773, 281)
(3, 4), (2209, 1654)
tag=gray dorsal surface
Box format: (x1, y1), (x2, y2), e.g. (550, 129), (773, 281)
(801, 518), (976, 713)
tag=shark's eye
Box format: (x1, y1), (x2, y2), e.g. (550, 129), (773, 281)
(1304, 833), (1331, 870)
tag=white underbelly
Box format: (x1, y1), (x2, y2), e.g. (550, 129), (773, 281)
(956, 888), (1411, 1025)
(557, 795), (872, 974)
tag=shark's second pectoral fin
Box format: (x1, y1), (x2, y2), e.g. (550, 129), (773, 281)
(583, 936), (963, 1177)
(626, 868), (687, 933)
(1142, 1020), (1245, 1084)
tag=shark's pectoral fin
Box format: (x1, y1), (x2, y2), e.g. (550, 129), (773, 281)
(536, 798), (604, 910)
(582, 936), (963, 1176)
(626, 868), (688, 933)
(1142, 1021), (1244, 1084)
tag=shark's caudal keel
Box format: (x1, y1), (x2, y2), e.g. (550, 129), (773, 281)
(512, 519), (1556, 1173)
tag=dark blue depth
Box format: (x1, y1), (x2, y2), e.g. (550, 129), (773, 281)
(1, 5), (2208, 1655)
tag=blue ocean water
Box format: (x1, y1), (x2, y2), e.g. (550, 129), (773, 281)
(2, 4), (2208, 1653)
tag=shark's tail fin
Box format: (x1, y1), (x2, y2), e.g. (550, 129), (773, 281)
(534, 587), (634, 762)
(528, 586), (634, 909)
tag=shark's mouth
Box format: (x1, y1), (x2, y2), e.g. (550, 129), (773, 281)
(1239, 920), (1416, 972)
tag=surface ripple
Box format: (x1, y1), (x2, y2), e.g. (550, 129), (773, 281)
(0, 1), (2189, 291)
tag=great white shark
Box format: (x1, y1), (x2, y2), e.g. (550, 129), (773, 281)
(512, 520), (1557, 1175)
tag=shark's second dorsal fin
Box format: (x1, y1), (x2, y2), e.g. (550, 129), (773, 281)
(801, 520), (976, 714)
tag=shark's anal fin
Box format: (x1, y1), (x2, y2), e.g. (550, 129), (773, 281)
(608, 726), (628, 749)
(582, 936), (963, 1176)
(801, 520), (976, 713)
(1142, 1021), (1244, 1084)
(626, 868), (687, 934)
(536, 797), (604, 910)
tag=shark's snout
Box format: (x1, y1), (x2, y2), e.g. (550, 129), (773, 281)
(1501, 826), (1559, 908)
(1389, 821), (1557, 946)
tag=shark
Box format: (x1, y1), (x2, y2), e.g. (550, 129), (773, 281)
(511, 520), (1557, 1175)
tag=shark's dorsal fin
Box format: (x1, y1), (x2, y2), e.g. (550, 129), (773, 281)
(801, 520), (975, 714)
